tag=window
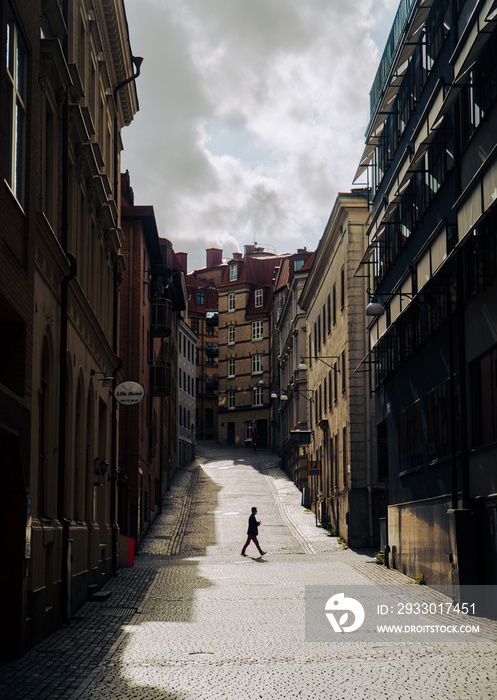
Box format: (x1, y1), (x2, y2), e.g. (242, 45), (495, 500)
(427, 378), (459, 460)
(327, 295), (331, 334)
(471, 346), (497, 447)
(255, 289), (263, 307)
(228, 357), (235, 377)
(294, 259), (303, 271)
(252, 354), (263, 374)
(399, 399), (424, 471)
(228, 390), (235, 409)
(252, 321), (263, 340)
(5, 19), (27, 206)
(228, 324), (235, 344)
(252, 386), (263, 406)
(332, 284), (337, 325)
(205, 408), (214, 428)
(245, 421), (253, 440)
(340, 267), (345, 310)
(228, 292), (235, 311)
(230, 263), (238, 281)
(342, 426), (347, 485)
(377, 421), (389, 481)
(197, 292), (205, 305)
(341, 351), (346, 393)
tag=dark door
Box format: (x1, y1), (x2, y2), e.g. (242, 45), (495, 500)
(227, 422), (235, 444)
(256, 419), (268, 448)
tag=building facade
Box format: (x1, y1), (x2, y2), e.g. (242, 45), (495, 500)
(298, 191), (379, 547)
(1, 0), (140, 656)
(184, 248), (224, 442)
(272, 253), (314, 487)
(178, 319), (198, 465)
(120, 176), (188, 553)
(359, 0), (497, 583)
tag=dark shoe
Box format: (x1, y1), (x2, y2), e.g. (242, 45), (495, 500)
(241, 552), (246, 556)
(259, 551), (267, 556)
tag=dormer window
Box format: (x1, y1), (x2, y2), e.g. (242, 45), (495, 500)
(229, 263), (238, 281)
(255, 288), (263, 307)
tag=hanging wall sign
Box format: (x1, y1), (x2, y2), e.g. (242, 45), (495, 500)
(114, 381), (145, 406)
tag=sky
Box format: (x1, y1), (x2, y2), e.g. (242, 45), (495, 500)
(121, 0), (400, 272)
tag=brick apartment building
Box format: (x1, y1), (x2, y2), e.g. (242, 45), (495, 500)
(120, 174), (187, 553)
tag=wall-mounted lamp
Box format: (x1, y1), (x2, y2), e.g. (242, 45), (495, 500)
(297, 356), (340, 372)
(94, 458), (109, 478)
(366, 291), (444, 320)
(114, 470), (128, 487)
(366, 296), (386, 316)
(91, 369), (114, 388)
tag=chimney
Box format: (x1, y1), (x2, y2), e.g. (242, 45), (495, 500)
(176, 252), (188, 272)
(244, 244), (255, 257)
(206, 248), (223, 267)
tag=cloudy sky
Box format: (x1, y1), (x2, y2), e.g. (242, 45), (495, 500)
(121, 0), (399, 272)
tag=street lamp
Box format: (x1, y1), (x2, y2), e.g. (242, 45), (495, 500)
(91, 369), (114, 388)
(297, 356), (340, 371)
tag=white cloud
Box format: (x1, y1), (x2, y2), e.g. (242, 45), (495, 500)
(121, 0), (397, 271)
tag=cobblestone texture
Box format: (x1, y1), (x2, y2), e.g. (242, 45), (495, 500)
(1, 442), (496, 699)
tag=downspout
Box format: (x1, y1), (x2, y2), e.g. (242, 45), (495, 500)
(58, 0), (76, 627)
(111, 55), (143, 562)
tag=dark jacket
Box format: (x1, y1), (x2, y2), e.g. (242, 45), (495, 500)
(247, 513), (259, 536)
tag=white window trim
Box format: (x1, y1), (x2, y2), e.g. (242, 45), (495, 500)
(252, 386), (263, 407)
(251, 320), (263, 341)
(251, 354), (263, 374)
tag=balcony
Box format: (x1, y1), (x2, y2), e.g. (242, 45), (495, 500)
(205, 343), (219, 358)
(150, 361), (171, 396)
(206, 376), (219, 390)
(151, 299), (172, 337)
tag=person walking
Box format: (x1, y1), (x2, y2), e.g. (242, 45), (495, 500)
(241, 507), (266, 556)
(250, 427), (258, 450)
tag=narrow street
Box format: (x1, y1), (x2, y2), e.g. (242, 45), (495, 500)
(1, 443), (497, 700)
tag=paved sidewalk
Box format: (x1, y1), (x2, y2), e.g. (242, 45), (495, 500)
(1, 442), (496, 700)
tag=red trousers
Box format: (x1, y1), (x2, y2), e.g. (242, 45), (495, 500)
(242, 535), (263, 554)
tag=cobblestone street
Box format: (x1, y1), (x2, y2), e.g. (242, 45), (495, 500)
(2, 443), (497, 699)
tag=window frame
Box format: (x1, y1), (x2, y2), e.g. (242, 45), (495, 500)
(252, 386), (263, 407)
(5, 18), (27, 207)
(252, 353), (263, 374)
(251, 320), (263, 341)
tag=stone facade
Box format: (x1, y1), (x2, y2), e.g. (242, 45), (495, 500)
(298, 191), (380, 547)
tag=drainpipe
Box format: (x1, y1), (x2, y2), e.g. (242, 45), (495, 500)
(113, 56), (143, 208)
(111, 55), (143, 564)
(57, 0), (76, 627)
